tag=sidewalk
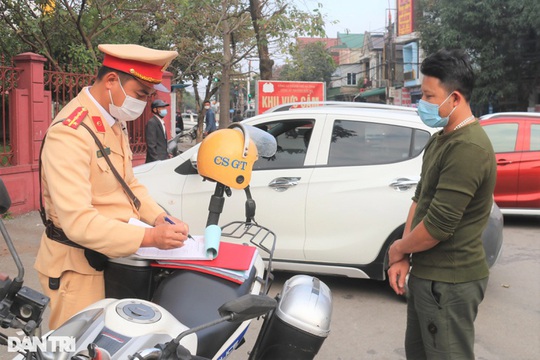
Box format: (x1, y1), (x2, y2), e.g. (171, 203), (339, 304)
(176, 136), (197, 153)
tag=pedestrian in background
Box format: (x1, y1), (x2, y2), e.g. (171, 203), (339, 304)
(232, 109), (243, 122)
(387, 48), (496, 359)
(203, 100), (217, 136)
(36, 44), (189, 329)
(145, 99), (170, 163)
(176, 109), (184, 133)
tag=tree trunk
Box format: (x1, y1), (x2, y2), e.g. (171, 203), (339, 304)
(249, 0), (274, 80)
(191, 80), (205, 143)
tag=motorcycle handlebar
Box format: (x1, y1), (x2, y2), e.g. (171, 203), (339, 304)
(129, 347), (162, 360)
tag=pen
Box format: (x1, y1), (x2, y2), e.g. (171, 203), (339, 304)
(164, 216), (194, 240)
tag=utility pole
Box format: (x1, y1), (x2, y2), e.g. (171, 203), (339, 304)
(246, 60), (251, 110)
(385, 9), (395, 105)
(219, 0), (232, 128)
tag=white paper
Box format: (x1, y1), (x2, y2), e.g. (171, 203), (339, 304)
(130, 218), (219, 260)
(135, 236), (209, 260)
(128, 217), (152, 228)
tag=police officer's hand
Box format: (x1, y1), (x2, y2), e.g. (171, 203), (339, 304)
(141, 214), (189, 249)
(153, 214), (187, 229)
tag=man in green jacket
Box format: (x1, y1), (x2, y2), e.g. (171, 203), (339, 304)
(388, 49), (496, 359)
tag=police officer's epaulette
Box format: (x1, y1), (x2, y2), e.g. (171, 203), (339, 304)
(62, 107), (88, 129)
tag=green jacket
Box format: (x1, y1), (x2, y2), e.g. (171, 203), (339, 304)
(411, 121), (496, 283)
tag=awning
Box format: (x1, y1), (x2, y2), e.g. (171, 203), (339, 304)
(355, 87), (386, 99)
(326, 87), (342, 99)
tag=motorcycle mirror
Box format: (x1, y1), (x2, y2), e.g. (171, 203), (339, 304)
(0, 178), (12, 214)
(218, 294), (277, 323)
(0, 177), (49, 331)
(0, 179), (22, 284)
(167, 133), (182, 157)
(160, 294), (276, 359)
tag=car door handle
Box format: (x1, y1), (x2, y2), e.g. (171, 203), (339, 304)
(389, 178), (419, 192)
(497, 159), (513, 166)
(268, 177), (301, 192)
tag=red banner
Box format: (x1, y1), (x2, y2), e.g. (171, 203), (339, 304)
(256, 80), (326, 114)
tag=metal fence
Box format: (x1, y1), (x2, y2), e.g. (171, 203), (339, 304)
(0, 58), (149, 168)
(0, 56), (21, 166)
(44, 68), (96, 118)
(43, 67), (150, 156)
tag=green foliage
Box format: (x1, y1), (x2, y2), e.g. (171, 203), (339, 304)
(0, 0), (334, 97)
(278, 41), (336, 84)
(64, 44), (100, 74)
(261, 1), (328, 44)
(0, 144), (12, 166)
(417, 0), (540, 111)
(179, 90), (197, 112)
(0, 0), (166, 71)
(0, 19), (24, 57)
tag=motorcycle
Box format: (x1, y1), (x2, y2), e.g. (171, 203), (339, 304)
(1, 124), (333, 360)
(167, 126), (198, 157)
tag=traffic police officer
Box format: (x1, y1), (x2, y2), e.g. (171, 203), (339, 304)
(35, 44), (189, 329)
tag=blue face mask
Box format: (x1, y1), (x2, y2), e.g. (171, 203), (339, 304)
(158, 109), (168, 118)
(417, 93), (456, 128)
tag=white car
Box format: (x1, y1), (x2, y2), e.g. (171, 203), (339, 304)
(180, 113), (198, 131)
(135, 103), (503, 280)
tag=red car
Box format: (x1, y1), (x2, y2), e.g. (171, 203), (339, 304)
(480, 112), (540, 215)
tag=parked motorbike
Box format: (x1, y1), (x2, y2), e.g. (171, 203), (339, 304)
(167, 126), (198, 157)
(1, 124), (333, 360)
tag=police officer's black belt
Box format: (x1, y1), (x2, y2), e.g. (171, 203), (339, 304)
(44, 218), (108, 271)
(44, 220), (85, 249)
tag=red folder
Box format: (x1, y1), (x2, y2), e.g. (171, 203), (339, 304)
(156, 241), (257, 271)
(154, 263), (247, 285)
